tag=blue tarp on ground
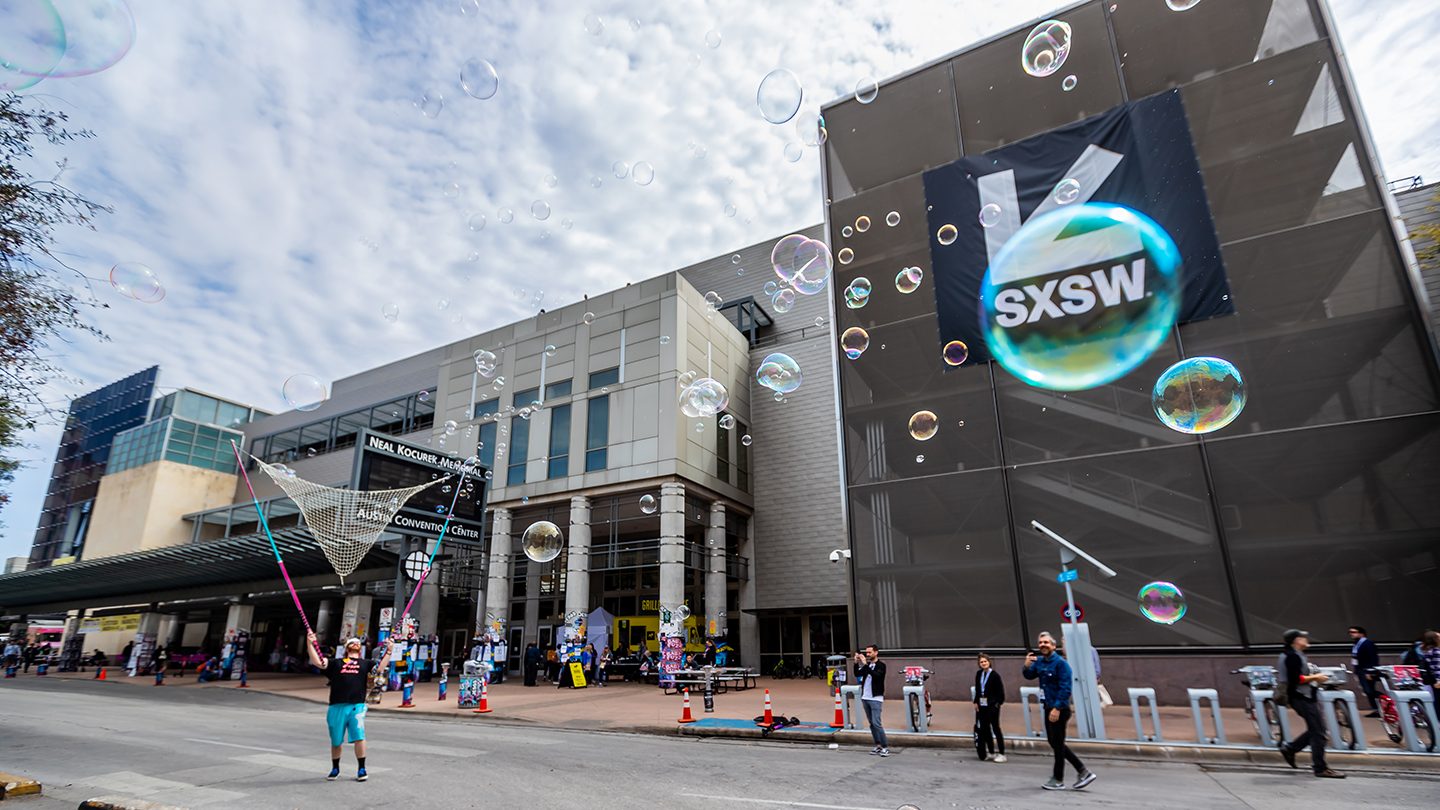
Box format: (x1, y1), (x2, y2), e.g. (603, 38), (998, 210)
(689, 718), (839, 734)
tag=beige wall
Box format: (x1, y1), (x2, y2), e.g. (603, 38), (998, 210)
(86, 461), (239, 559)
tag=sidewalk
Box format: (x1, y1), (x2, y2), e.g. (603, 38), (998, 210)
(40, 668), (1440, 770)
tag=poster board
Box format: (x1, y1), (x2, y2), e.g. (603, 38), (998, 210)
(458, 675), (482, 708)
(659, 634), (684, 687)
(568, 662), (587, 688)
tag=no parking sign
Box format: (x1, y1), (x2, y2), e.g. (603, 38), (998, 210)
(1061, 602), (1084, 621)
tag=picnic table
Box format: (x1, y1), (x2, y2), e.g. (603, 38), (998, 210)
(661, 667), (757, 695)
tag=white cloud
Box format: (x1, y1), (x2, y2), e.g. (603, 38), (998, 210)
(2, 0), (1435, 559)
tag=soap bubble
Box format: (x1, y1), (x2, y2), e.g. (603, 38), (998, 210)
(1152, 357), (1246, 434)
(704, 290), (724, 310)
(842, 226), (853, 239)
(895, 266), (923, 294)
(1137, 581), (1187, 625)
(757, 68), (803, 124)
(841, 327), (870, 360)
(659, 335), (671, 345)
(850, 277), (873, 299)
(474, 349), (499, 378)
(1062, 74), (1078, 92)
(419, 390), (431, 402)
(521, 520), (565, 563)
(705, 29), (722, 48)
(1166, 0), (1204, 9)
(590, 175), (603, 188)
(108, 262), (165, 303)
(544, 344), (557, 357)
(843, 286), (869, 309)
(468, 212), (487, 231)
(694, 421), (706, 433)
(639, 494), (658, 514)
(543, 174), (558, 188)
(724, 203), (737, 217)
(763, 281), (779, 297)
(937, 224), (958, 245)
(498, 207), (515, 223)
(382, 303), (399, 322)
(719, 414), (736, 430)
(0, 0), (66, 85)
(35, 0), (136, 79)
(770, 288), (796, 313)
(460, 58), (499, 99)
(943, 340), (969, 367)
(612, 160), (630, 179)
(837, 248), (854, 265)
(908, 410), (939, 441)
(855, 76), (879, 104)
(855, 215), (871, 233)
(444, 419), (458, 435)
(676, 604), (691, 620)
(741, 434), (753, 447)
(632, 161), (655, 186)
(772, 234), (831, 291)
(416, 91), (444, 118)
(886, 211), (900, 227)
(981, 203), (1180, 391)
(795, 110), (827, 146)
(583, 311), (596, 324)
(583, 13), (604, 35)
(1022, 19), (1071, 78)
(1053, 178), (1081, 205)
(756, 352), (802, 394)
(531, 200), (551, 220)
(979, 203), (1003, 228)
(783, 142), (803, 163)
(283, 374), (328, 412)
(679, 377), (730, 417)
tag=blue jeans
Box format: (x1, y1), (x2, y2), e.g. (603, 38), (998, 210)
(862, 699), (888, 748)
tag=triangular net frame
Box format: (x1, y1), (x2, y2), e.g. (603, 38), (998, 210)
(254, 456), (447, 581)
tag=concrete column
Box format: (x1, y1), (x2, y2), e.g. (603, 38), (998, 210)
(157, 615), (181, 648)
(564, 496), (592, 640)
(524, 563), (541, 646)
(340, 595), (373, 641)
(132, 612), (163, 675)
(483, 508), (513, 638)
(738, 518), (760, 669)
(418, 538), (441, 636)
(224, 603), (255, 637)
(705, 502), (727, 639)
(659, 482), (687, 636)
(315, 599), (338, 643)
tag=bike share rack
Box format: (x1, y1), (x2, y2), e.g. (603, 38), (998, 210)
(1319, 689), (1366, 751)
(1019, 686), (1045, 737)
(1250, 687), (1290, 742)
(903, 684), (929, 733)
(838, 685), (862, 731)
(1127, 687), (1162, 742)
(1382, 682), (1439, 753)
(1187, 688), (1226, 744)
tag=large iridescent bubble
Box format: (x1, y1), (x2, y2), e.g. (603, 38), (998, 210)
(770, 288), (796, 313)
(756, 68), (803, 124)
(980, 203), (1180, 391)
(1022, 19), (1071, 78)
(522, 520), (564, 563)
(771, 234), (832, 295)
(679, 377), (729, 417)
(1152, 357), (1246, 434)
(840, 327), (869, 360)
(1137, 581), (1187, 625)
(755, 352), (802, 394)
(0, 0), (65, 90)
(283, 374), (328, 412)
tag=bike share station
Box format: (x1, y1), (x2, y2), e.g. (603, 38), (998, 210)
(830, 520), (1438, 758)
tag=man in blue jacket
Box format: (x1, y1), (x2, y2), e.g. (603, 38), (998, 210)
(1347, 626), (1380, 716)
(1023, 631), (1095, 791)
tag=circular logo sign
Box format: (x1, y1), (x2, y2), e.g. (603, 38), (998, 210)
(1061, 602), (1084, 621)
(403, 551), (428, 581)
(981, 203), (1181, 391)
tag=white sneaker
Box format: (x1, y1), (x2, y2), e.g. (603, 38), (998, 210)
(993, 754), (1007, 763)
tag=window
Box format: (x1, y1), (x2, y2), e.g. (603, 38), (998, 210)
(585, 395), (609, 472)
(475, 399), (499, 471)
(589, 367), (620, 389)
(716, 418), (731, 483)
(545, 379), (572, 400)
(736, 420), (750, 491)
(548, 404), (571, 479)
(508, 389), (536, 486)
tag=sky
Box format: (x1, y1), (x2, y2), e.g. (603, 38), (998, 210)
(1, 0), (1436, 562)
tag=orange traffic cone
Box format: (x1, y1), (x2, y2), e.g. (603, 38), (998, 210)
(97, 666), (107, 681)
(678, 688), (698, 724)
(829, 690), (845, 728)
(472, 679), (494, 714)
(761, 688), (774, 726)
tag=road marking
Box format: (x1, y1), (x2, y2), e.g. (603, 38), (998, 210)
(234, 753), (388, 774)
(679, 793), (890, 810)
(184, 737), (285, 753)
(379, 740), (484, 757)
(77, 771), (247, 806)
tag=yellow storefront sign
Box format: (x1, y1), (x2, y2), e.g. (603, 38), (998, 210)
(97, 615), (141, 632)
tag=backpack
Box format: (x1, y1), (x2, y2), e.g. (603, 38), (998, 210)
(1273, 653), (1290, 707)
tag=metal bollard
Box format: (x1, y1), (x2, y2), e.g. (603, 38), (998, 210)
(1019, 687), (1045, 737)
(1187, 688), (1226, 745)
(1318, 689), (1366, 751)
(902, 684), (928, 733)
(1127, 687), (1162, 741)
(839, 685), (862, 730)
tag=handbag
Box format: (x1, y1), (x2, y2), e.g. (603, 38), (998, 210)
(1097, 683), (1114, 707)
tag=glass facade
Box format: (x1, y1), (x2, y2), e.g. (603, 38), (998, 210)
(826, 0), (1440, 650)
(509, 388), (538, 486)
(108, 416), (248, 475)
(151, 389), (264, 429)
(29, 366), (158, 566)
(585, 395), (609, 472)
(249, 389), (434, 464)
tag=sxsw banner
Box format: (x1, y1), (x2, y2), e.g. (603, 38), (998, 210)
(922, 89), (1233, 375)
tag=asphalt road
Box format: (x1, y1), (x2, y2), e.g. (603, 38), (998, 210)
(1, 677), (1436, 809)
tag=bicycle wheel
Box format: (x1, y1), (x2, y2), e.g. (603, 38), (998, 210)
(909, 698), (922, 732)
(1333, 700), (1356, 750)
(1262, 699), (1283, 744)
(1243, 694), (1261, 739)
(1410, 701), (1436, 752)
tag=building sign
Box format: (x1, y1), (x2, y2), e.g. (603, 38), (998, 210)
(924, 91), (1232, 387)
(352, 429), (488, 545)
(86, 614), (141, 632)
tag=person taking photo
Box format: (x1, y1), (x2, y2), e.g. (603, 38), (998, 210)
(1023, 631), (1095, 791)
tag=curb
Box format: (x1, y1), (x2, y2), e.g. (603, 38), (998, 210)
(676, 725), (1440, 772)
(80, 797), (186, 810)
(0, 771), (42, 799)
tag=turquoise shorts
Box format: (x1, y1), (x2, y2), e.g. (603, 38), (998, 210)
(326, 703), (366, 747)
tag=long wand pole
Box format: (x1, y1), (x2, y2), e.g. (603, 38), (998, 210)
(230, 440), (323, 659)
(396, 468), (469, 626)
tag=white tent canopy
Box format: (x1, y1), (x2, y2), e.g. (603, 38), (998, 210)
(586, 606), (615, 657)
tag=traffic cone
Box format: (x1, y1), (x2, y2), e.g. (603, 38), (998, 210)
(829, 690), (845, 728)
(761, 688), (774, 726)
(97, 666), (107, 681)
(678, 688), (698, 724)
(472, 679), (493, 714)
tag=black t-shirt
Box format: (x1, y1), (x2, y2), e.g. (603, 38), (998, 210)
(325, 656), (375, 705)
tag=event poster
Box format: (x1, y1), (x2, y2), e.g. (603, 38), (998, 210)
(458, 675), (482, 708)
(659, 634), (684, 687)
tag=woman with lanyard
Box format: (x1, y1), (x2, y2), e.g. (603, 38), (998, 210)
(973, 652), (1007, 763)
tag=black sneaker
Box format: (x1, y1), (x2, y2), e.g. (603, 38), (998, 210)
(326, 767), (339, 782)
(1279, 742), (1297, 769)
(356, 767), (368, 782)
(1074, 770), (1097, 790)
(1316, 769), (1346, 779)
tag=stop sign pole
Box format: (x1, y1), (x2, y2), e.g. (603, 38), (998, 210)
(1031, 519), (1116, 740)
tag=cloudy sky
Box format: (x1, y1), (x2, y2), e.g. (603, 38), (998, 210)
(1, 0), (1435, 561)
